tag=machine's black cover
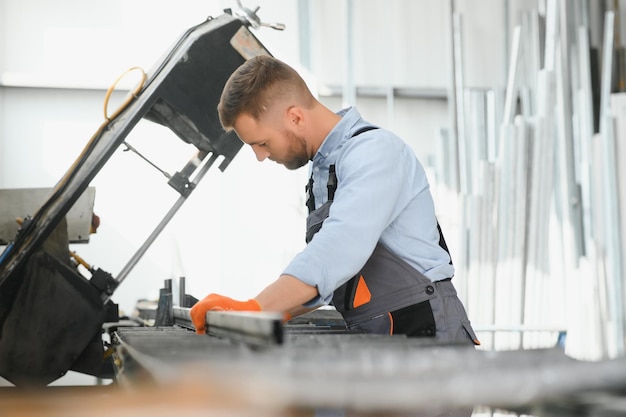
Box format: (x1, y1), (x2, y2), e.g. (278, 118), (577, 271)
(0, 218), (106, 386)
(0, 249), (106, 386)
(143, 19), (254, 157)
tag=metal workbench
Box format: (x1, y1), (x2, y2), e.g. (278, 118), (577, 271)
(111, 308), (626, 417)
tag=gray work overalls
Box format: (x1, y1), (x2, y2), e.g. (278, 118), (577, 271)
(305, 127), (479, 345)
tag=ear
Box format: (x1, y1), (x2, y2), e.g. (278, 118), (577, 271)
(285, 106), (305, 129)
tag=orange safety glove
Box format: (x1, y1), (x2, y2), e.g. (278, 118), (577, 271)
(190, 293), (261, 335)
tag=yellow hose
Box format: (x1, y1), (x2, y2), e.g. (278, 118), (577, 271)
(103, 66), (147, 121)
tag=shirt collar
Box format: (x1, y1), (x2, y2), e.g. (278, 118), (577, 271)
(313, 107), (362, 163)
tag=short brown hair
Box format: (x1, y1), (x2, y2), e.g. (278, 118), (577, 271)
(217, 55), (313, 130)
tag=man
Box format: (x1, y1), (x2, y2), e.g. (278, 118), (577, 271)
(190, 55), (478, 345)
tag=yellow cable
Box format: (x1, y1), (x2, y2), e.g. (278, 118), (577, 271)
(103, 66), (147, 121)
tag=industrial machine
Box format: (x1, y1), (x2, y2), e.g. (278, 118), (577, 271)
(1, 3), (626, 416)
(0, 4), (273, 387)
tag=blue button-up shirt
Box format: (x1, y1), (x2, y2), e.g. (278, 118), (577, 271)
(283, 107), (454, 306)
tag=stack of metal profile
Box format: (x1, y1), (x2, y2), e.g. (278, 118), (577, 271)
(439, 0), (626, 358)
(111, 308), (626, 417)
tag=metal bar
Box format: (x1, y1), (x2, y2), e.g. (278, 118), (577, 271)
(122, 141), (171, 179)
(577, 25), (595, 249)
(179, 276), (186, 307)
(529, 25), (555, 331)
(502, 25), (522, 124)
(205, 311), (284, 346)
(614, 94), (626, 352)
(544, 0), (559, 73)
(556, 0), (585, 264)
(173, 307), (284, 347)
(576, 25), (608, 356)
(445, 0), (460, 193)
(465, 90), (476, 195)
(494, 123), (514, 350)
(599, 10), (625, 357)
(525, 109), (555, 351)
(513, 117), (531, 348)
(453, 13), (468, 195)
(486, 90), (498, 163)
(600, 11), (616, 112)
(155, 282), (174, 327)
(436, 129), (450, 189)
(466, 193), (481, 316)
(297, 0), (313, 72)
(173, 305), (194, 329)
(342, 0), (355, 108)
(385, 2), (395, 130)
(526, 10), (542, 114)
(480, 161), (497, 349)
(503, 0), (511, 84)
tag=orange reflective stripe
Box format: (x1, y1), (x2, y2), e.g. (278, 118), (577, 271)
(352, 275), (372, 308)
(388, 312), (394, 335)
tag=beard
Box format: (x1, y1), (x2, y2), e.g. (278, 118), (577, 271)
(281, 129), (310, 170)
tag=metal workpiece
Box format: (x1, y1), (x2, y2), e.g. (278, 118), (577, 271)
(173, 305), (193, 328)
(173, 307), (355, 343)
(173, 307), (284, 347)
(206, 311), (284, 347)
(155, 287), (174, 327)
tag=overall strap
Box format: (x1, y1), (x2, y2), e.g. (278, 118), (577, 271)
(306, 125), (379, 213)
(305, 176), (316, 213)
(326, 126), (379, 203)
(327, 165), (337, 201)
(350, 125), (379, 137)
(437, 221), (453, 265)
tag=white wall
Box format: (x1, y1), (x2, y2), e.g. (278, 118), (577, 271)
(311, 0), (454, 88)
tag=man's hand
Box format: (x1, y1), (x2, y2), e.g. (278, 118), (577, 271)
(190, 293), (261, 334)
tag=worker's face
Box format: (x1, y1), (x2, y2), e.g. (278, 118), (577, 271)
(233, 112), (309, 170)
